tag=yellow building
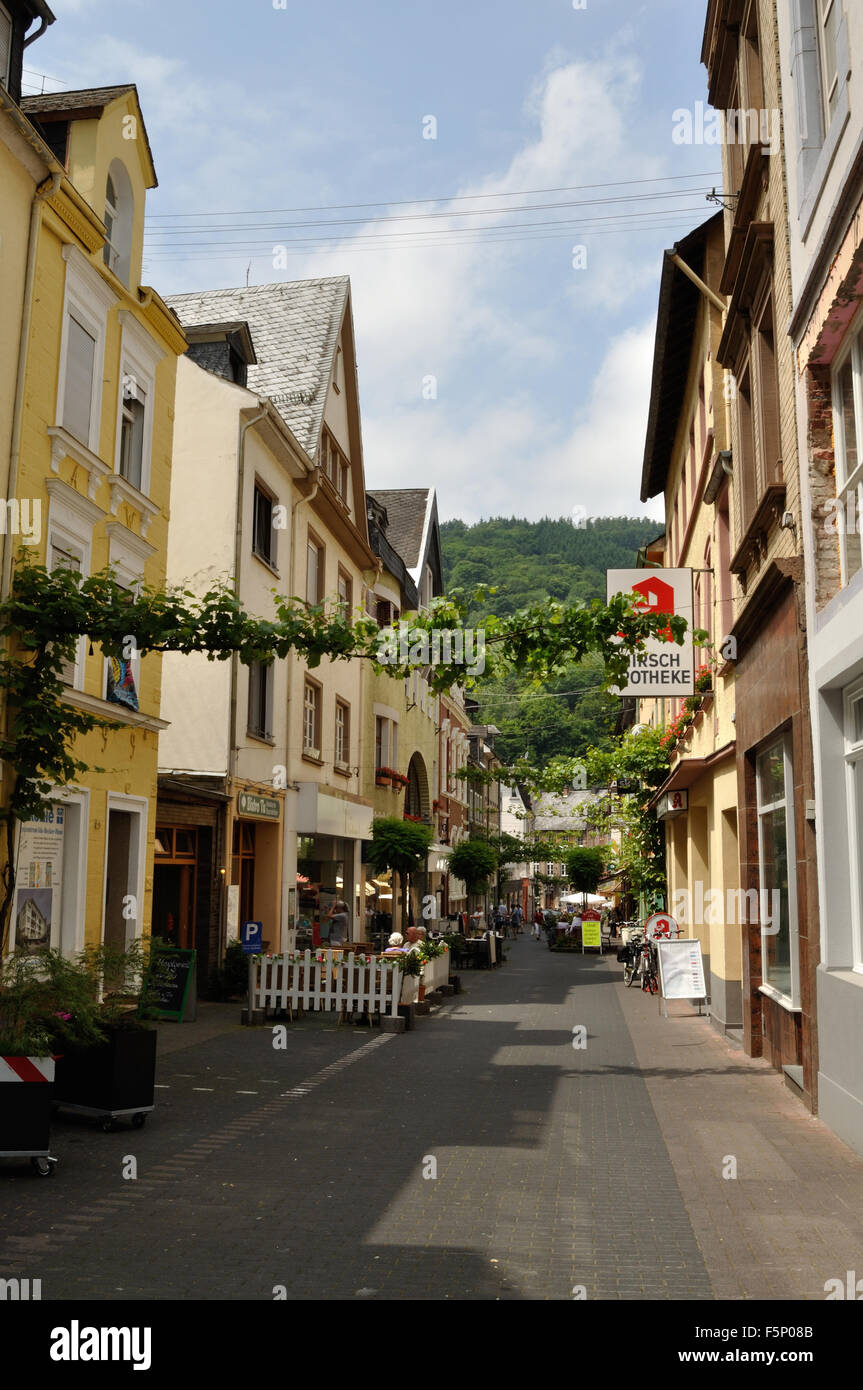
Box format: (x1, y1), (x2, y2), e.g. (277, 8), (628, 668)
(638, 212), (743, 1033)
(3, 84), (185, 955)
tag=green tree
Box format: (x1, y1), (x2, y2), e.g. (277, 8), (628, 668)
(448, 838), (499, 904)
(565, 846), (605, 909)
(365, 817), (434, 934)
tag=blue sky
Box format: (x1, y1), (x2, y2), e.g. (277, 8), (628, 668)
(28, 0), (718, 524)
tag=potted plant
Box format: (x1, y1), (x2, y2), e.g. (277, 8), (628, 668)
(398, 949), (422, 1004)
(0, 949), (104, 1169)
(52, 940), (159, 1131)
(375, 767), (392, 786)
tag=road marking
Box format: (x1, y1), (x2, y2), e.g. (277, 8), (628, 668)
(193, 1087), (214, 1092)
(236, 1090), (258, 1095)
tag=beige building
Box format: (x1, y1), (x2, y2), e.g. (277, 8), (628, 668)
(638, 212), (742, 1032)
(160, 277), (378, 968)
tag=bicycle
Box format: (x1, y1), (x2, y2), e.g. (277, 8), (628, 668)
(618, 927), (644, 988)
(639, 937), (659, 994)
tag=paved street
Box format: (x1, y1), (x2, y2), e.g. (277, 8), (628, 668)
(3, 940), (863, 1301)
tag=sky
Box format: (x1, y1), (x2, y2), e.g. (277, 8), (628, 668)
(25, 0), (718, 525)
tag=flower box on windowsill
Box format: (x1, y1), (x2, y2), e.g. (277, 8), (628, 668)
(375, 770), (392, 786)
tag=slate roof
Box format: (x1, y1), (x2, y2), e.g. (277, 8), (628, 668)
(166, 277), (350, 458)
(366, 489), (431, 572)
(21, 85), (157, 188)
(21, 84), (134, 115)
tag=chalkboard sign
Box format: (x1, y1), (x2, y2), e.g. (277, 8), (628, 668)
(142, 948), (197, 1021)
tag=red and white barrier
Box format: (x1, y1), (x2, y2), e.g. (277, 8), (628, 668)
(0, 1057), (55, 1084)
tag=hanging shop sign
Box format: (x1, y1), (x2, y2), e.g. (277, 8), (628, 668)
(656, 789), (688, 820)
(606, 569), (695, 696)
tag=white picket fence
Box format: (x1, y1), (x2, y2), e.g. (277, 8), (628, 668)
(254, 951), (403, 1018)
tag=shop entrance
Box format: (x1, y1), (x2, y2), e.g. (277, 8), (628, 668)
(153, 826), (197, 950)
(232, 820), (256, 924)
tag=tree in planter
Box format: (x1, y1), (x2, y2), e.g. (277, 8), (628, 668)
(448, 838), (499, 919)
(565, 845), (606, 913)
(365, 818), (434, 934)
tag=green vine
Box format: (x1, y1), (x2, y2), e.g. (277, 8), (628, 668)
(0, 561), (688, 949)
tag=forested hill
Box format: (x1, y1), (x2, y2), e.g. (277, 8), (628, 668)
(440, 517), (662, 616)
(439, 516), (662, 766)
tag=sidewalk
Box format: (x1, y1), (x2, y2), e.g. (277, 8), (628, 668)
(610, 960), (863, 1299)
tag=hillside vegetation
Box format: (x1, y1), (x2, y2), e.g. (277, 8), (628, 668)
(440, 516), (660, 766)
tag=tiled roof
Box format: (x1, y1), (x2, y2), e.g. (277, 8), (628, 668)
(367, 489), (431, 572)
(166, 277), (349, 458)
(21, 85), (135, 115)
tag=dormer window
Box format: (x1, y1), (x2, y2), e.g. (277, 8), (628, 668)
(102, 160), (134, 287)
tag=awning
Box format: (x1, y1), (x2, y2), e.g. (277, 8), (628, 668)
(427, 842), (452, 874)
(647, 742), (735, 811)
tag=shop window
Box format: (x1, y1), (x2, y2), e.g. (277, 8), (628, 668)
(831, 327), (863, 586)
(755, 737), (798, 1003)
(844, 680), (863, 972)
(232, 820), (255, 924)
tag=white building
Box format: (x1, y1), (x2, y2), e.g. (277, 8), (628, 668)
(778, 0), (863, 1154)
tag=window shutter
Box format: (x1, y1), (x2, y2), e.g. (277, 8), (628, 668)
(50, 543), (82, 686)
(63, 316), (96, 445)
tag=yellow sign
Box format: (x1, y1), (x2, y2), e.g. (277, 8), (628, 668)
(581, 920), (602, 948)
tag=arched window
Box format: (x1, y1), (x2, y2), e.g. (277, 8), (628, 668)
(103, 160), (134, 286)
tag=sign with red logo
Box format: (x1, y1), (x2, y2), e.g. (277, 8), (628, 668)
(644, 912), (679, 941)
(606, 568), (695, 696)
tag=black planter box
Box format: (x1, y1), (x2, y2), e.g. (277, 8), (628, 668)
(54, 1028), (157, 1113)
(0, 1060), (54, 1152)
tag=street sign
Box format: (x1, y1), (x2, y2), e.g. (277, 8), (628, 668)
(241, 920), (263, 954)
(644, 911), (679, 941)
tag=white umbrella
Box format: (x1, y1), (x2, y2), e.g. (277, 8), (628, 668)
(560, 892), (607, 906)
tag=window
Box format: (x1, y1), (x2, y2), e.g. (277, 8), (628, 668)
(103, 175), (119, 274)
(374, 714), (398, 772)
(337, 566), (352, 615)
(119, 376), (146, 489)
(755, 737), (798, 1003)
(335, 699), (350, 767)
(831, 325), (863, 586)
(101, 161), (134, 287)
(49, 540), (84, 687)
(63, 315), (97, 446)
(303, 679), (321, 757)
(306, 532), (324, 605)
(253, 483), (277, 567)
(816, 0), (840, 131)
(247, 661), (273, 740)
(754, 296), (781, 487)
(0, 4), (12, 90)
(844, 681), (863, 971)
(736, 363), (757, 530)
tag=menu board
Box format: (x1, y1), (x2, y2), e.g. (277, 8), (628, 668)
(657, 938), (707, 1000)
(143, 948), (197, 1020)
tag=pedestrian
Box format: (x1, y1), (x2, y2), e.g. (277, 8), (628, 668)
(326, 898), (350, 947)
(533, 907), (543, 940)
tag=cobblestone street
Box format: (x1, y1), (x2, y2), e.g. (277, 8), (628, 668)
(4, 939), (863, 1302)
